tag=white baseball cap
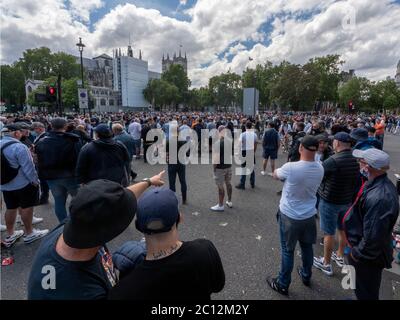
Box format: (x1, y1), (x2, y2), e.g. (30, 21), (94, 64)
(353, 148), (390, 171)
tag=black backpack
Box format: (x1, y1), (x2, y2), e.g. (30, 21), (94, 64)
(1, 141), (21, 185)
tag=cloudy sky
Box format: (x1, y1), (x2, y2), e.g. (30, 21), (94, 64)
(1, 0), (400, 87)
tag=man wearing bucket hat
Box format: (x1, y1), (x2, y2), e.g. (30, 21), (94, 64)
(344, 148), (399, 300)
(109, 187), (225, 300)
(27, 171), (165, 300)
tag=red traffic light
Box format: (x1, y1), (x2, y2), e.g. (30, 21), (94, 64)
(49, 87), (56, 95)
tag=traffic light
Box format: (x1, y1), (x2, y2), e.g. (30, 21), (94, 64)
(46, 85), (57, 102)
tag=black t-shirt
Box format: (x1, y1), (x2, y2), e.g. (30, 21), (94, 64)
(28, 224), (117, 300)
(108, 239), (225, 300)
(215, 138), (232, 169)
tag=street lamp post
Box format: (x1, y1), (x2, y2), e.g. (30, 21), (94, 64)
(76, 37), (91, 118)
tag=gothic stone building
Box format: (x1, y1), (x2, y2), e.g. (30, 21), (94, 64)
(162, 49), (187, 74)
(77, 54), (121, 112)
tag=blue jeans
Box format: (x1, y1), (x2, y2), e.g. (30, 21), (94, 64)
(240, 170), (255, 187)
(278, 214), (314, 289)
(47, 178), (79, 222)
(239, 150), (255, 187)
(133, 139), (141, 156)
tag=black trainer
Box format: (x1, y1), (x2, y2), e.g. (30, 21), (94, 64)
(266, 276), (288, 296)
(297, 266), (311, 287)
(235, 184), (245, 190)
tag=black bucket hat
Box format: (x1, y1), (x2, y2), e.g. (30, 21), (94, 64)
(63, 179), (137, 249)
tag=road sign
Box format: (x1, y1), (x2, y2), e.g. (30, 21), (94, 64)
(78, 88), (88, 109)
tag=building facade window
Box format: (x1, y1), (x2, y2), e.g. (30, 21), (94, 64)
(109, 99), (114, 106)
(100, 99), (106, 106)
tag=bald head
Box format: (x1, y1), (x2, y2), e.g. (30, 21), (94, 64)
(112, 123), (124, 135)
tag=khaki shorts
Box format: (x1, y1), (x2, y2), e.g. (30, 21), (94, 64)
(214, 168), (232, 187)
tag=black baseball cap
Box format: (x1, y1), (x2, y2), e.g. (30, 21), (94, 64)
(300, 135), (319, 152)
(63, 180), (137, 249)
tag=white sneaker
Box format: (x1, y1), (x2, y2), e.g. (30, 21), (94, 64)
(267, 172), (274, 177)
(0, 224), (6, 232)
(23, 229), (49, 244)
(16, 215), (44, 226)
(210, 204), (224, 212)
(3, 230), (24, 247)
(226, 201), (233, 208)
(261, 171), (266, 176)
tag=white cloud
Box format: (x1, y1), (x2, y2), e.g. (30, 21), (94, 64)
(1, 0), (399, 88)
(69, 0), (104, 23)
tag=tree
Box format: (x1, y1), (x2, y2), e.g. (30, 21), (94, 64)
(62, 77), (80, 110)
(242, 61), (275, 108)
(161, 64), (190, 106)
(368, 79), (400, 110)
(15, 47), (80, 80)
(208, 71), (242, 111)
(311, 54), (344, 102)
(270, 62), (304, 110)
(338, 77), (371, 111)
(0, 64), (26, 109)
(383, 94), (399, 110)
(143, 79), (180, 110)
(52, 52), (80, 80)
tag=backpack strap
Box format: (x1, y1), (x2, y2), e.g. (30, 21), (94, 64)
(0, 140), (20, 151)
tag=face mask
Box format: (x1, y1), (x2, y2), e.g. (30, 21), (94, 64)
(31, 131), (37, 138)
(360, 167), (369, 179)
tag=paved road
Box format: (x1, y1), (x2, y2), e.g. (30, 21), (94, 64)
(1, 133), (399, 300)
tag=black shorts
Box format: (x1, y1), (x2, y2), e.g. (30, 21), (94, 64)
(263, 148), (278, 160)
(2, 183), (39, 210)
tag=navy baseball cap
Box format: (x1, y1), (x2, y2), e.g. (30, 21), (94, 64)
(135, 188), (180, 235)
(94, 124), (112, 138)
(334, 132), (352, 143)
(350, 128), (368, 142)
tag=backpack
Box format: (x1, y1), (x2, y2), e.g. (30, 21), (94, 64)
(1, 141), (21, 185)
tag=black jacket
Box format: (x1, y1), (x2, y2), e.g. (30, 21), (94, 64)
(318, 149), (360, 204)
(344, 174), (399, 268)
(35, 131), (82, 180)
(76, 138), (130, 186)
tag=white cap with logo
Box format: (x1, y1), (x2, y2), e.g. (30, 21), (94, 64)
(353, 148), (390, 171)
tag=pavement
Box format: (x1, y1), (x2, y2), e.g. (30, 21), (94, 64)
(1, 133), (399, 300)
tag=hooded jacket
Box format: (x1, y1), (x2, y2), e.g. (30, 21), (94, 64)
(76, 138), (130, 186)
(35, 131), (82, 180)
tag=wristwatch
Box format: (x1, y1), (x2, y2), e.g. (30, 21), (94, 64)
(141, 178), (152, 187)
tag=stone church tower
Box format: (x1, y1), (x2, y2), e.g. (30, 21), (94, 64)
(162, 48), (187, 74)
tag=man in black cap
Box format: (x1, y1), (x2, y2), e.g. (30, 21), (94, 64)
(109, 187), (225, 300)
(267, 135), (324, 295)
(35, 118), (83, 222)
(27, 171), (165, 300)
(313, 132), (360, 276)
(76, 124), (131, 186)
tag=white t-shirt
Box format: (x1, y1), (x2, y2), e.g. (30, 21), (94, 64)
(240, 130), (258, 151)
(128, 122), (142, 140)
(276, 160), (324, 220)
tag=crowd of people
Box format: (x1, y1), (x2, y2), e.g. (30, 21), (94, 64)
(1, 109), (399, 300)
